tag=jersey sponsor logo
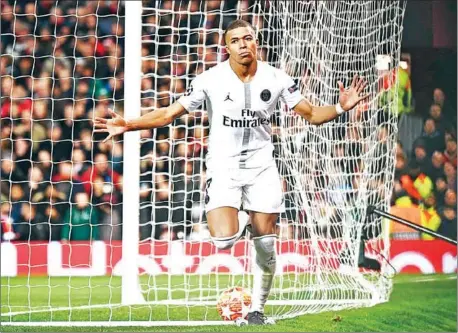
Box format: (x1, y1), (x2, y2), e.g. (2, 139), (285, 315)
(223, 116), (271, 128)
(224, 92), (233, 102)
(288, 84), (298, 93)
(260, 89), (271, 102)
(223, 108), (270, 128)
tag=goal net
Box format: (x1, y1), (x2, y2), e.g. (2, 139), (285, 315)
(1, 0), (406, 326)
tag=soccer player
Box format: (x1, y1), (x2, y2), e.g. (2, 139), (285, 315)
(94, 20), (369, 325)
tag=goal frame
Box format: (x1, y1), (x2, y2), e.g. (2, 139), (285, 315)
(121, 0), (145, 307)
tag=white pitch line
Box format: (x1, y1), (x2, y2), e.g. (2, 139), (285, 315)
(1, 299), (370, 317)
(3, 276), (454, 317)
(394, 275), (457, 284)
(1, 303), (125, 317)
(1, 321), (234, 327)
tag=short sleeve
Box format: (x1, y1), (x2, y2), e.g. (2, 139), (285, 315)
(278, 70), (304, 109)
(177, 74), (207, 112)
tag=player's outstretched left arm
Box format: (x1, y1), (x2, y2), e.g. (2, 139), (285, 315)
(94, 101), (187, 142)
(293, 74), (369, 125)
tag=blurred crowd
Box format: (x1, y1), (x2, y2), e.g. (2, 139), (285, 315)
(0, 0), (268, 242)
(0, 0), (456, 243)
(1, 0), (126, 241)
(391, 88), (457, 240)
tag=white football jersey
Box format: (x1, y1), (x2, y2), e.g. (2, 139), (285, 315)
(177, 60), (303, 170)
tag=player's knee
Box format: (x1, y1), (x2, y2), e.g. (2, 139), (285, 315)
(211, 234), (238, 250)
(253, 234), (277, 273)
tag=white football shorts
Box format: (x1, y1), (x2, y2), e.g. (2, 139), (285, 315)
(204, 164), (285, 214)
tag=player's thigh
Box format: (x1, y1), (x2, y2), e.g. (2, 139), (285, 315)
(243, 165), (284, 215)
(206, 207), (239, 238)
(249, 211), (278, 237)
(205, 169), (242, 212)
(205, 169), (242, 237)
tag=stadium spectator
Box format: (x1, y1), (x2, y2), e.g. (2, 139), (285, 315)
(428, 151), (445, 182)
(396, 145), (434, 205)
(25, 166), (46, 198)
(380, 66), (412, 116)
(71, 148), (90, 176)
(9, 184), (25, 225)
(4, 84), (33, 120)
(37, 204), (62, 241)
(1, 158), (26, 199)
(443, 189), (457, 211)
(392, 179), (409, 206)
(443, 161), (457, 190)
(433, 88), (446, 109)
(15, 203), (48, 241)
(78, 153), (122, 240)
(433, 88), (456, 124)
(428, 103), (446, 133)
(61, 192), (99, 242)
(31, 100), (50, 139)
(394, 152), (408, 180)
(407, 144), (430, 178)
(437, 189), (457, 240)
(0, 3), (14, 49)
(80, 152), (122, 196)
(418, 118), (445, 155)
(34, 150), (52, 181)
(90, 175), (121, 241)
(76, 129), (95, 157)
(435, 176), (448, 207)
(37, 124), (72, 163)
(437, 207), (457, 240)
(419, 194), (441, 240)
(52, 162), (85, 202)
(152, 174), (174, 240)
(29, 181), (66, 238)
(443, 137), (457, 167)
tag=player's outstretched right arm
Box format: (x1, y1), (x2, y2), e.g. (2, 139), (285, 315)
(94, 101), (187, 142)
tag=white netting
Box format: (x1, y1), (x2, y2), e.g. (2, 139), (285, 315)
(137, 0), (406, 321)
(268, 0), (406, 315)
(1, 0), (406, 325)
(1, 0), (126, 323)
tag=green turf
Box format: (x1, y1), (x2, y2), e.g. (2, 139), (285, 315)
(1, 274), (456, 332)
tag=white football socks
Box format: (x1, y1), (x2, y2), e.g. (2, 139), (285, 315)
(250, 234), (276, 313)
(211, 234), (238, 250)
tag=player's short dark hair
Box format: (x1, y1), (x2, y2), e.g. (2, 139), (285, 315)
(224, 20), (255, 44)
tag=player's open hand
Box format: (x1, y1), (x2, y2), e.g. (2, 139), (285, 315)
(337, 74), (370, 112)
(94, 109), (127, 142)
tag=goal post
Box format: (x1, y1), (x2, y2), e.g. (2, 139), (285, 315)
(0, 0), (406, 327)
(121, 0), (145, 306)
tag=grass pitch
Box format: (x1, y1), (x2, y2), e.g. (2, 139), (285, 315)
(1, 274), (456, 332)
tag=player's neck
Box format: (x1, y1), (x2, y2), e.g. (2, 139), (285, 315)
(229, 57), (257, 83)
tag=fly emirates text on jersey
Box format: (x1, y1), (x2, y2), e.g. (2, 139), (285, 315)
(222, 108), (271, 128)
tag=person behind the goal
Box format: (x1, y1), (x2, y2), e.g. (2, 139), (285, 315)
(95, 20), (369, 325)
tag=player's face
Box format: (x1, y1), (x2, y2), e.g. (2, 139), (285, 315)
(225, 27), (258, 65)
